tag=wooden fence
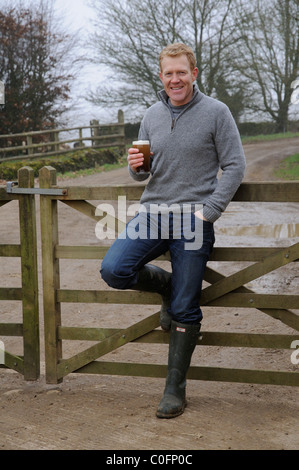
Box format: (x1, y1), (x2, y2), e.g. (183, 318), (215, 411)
(0, 110), (126, 162)
(1, 166), (299, 388)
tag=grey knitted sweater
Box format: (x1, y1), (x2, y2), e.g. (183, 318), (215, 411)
(129, 85), (246, 223)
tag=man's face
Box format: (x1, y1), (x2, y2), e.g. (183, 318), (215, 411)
(159, 54), (198, 106)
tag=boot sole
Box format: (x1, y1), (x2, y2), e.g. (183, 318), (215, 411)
(156, 409), (184, 419)
(156, 401), (187, 419)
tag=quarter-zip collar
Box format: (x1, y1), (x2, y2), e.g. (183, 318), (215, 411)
(158, 83), (203, 108)
(158, 83), (204, 131)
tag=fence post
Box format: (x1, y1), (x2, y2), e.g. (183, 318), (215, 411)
(118, 109), (126, 155)
(39, 166), (62, 384)
(90, 119), (99, 147)
(26, 135), (33, 156)
(18, 166), (40, 380)
(118, 109), (124, 124)
(0, 80), (5, 104)
(53, 131), (60, 152)
(79, 128), (83, 147)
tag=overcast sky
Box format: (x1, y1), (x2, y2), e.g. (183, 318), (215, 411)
(54, 0), (94, 33)
(54, 0), (113, 127)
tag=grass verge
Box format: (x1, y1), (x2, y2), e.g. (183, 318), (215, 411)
(274, 153), (299, 180)
(241, 131), (299, 144)
(57, 157), (128, 180)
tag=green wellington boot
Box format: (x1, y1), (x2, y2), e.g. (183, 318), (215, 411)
(156, 320), (201, 418)
(132, 264), (172, 331)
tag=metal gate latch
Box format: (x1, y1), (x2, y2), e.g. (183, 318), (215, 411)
(6, 181), (67, 196)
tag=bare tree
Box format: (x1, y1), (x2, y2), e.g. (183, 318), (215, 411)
(87, 0), (184, 116)
(184, 0), (246, 122)
(87, 0), (298, 129)
(87, 0), (247, 121)
(233, 0), (299, 132)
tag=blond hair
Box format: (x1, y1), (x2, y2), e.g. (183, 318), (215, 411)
(159, 43), (196, 72)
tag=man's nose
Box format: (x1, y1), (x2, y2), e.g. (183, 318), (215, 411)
(171, 74), (180, 82)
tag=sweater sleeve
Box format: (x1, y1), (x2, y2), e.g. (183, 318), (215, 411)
(128, 165), (150, 181)
(128, 116), (151, 182)
(202, 105), (246, 223)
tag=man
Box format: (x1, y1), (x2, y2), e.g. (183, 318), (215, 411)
(101, 43), (246, 419)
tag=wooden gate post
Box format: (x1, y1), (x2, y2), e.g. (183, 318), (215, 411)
(39, 166), (62, 384)
(18, 166), (40, 380)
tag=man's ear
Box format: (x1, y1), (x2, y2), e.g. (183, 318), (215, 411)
(192, 67), (199, 81)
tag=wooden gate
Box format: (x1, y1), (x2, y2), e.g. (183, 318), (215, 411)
(38, 166), (299, 387)
(0, 167), (39, 380)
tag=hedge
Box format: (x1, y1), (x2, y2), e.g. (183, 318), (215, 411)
(0, 148), (119, 181)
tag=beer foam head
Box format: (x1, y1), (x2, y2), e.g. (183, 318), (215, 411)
(133, 140), (150, 145)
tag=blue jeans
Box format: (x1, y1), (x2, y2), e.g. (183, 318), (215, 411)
(100, 211), (215, 324)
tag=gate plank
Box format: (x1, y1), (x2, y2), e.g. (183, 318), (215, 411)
(57, 288), (160, 304)
(74, 362), (299, 386)
(233, 182), (299, 202)
(0, 287), (22, 300)
(58, 326), (296, 349)
(207, 293), (299, 309)
(0, 245), (21, 257)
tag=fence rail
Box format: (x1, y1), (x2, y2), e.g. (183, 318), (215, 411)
(0, 110), (126, 162)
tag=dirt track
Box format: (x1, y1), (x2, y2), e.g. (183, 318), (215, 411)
(0, 137), (299, 450)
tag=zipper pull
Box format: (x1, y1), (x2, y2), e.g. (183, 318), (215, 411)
(171, 118), (175, 130)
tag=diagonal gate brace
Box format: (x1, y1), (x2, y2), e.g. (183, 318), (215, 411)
(201, 242), (299, 306)
(56, 311), (160, 380)
(204, 265), (299, 331)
